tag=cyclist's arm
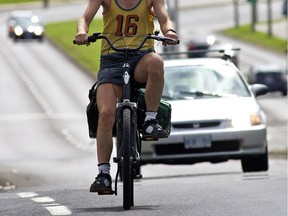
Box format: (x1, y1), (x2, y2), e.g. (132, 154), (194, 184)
(75, 0), (103, 45)
(152, 0), (177, 39)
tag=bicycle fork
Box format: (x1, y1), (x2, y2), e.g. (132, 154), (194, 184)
(113, 101), (140, 195)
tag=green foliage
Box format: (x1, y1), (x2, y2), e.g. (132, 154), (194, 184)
(0, 0), (38, 4)
(45, 19), (103, 75)
(223, 24), (287, 54)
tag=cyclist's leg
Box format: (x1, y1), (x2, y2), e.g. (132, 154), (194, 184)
(133, 53), (168, 138)
(134, 52), (164, 111)
(90, 83), (122, 193)
(96, 83), (121, 164)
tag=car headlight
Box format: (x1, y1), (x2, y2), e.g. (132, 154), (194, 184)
(34, 26), (44, 36)
(231, 113), (262, 128)
(206, 35), (215, 45)
(27, 25), (34, 33)
(14, 26), (23, 36)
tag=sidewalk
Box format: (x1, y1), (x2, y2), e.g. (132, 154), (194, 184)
(256, 20), (287, 40)
(178, 0), (287, 41)
(178, 0), (283, 9)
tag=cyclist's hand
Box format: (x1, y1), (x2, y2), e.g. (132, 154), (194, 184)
(163, 32), (178, 46)
(74, 33), (90, 46)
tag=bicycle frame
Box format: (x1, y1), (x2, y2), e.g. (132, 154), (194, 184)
(114, 59), (139, 209)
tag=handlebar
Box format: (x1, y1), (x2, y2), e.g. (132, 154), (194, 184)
(73, 32), (179, 53)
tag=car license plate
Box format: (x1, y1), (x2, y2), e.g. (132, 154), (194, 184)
(184, 135), (211, 149)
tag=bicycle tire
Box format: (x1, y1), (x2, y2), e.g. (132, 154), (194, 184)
(122, 108), (133, 210)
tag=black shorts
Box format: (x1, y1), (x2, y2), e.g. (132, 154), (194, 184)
(96, 48), (154, 89)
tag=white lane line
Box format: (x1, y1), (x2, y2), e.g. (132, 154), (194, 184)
(0, 40), (53, 115)
(0, 113), (85, 121)
(17, 192), (72, 215)
(61, 128), (95, 153)
(32, 197), (55, 203)
(45, 206), (72, 216)
(17, 192), (38, 198)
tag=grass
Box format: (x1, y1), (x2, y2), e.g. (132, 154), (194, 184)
(269, 148), (288, 159)
(45, 19), (103, 75)
(0, 0), (38, 4)
(222, 24), (287, 54)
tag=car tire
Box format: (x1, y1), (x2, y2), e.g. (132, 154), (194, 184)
(13, 36), (19, 42)
(241, 146), (269, 172)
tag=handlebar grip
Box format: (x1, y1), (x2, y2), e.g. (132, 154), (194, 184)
(73, 33), (99, 44)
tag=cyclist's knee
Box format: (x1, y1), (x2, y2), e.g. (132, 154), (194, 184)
(149, 54), (164, 67)
(147, 55), (164, 75)
(98, 108), (115, 129)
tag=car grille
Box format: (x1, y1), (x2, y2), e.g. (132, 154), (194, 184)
(154, 140), (240, 155)
(172, 121), (221, 129)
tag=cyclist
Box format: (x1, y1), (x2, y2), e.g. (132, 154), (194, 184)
(74, 0), (178, 193)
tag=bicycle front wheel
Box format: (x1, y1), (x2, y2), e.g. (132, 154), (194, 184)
(122, 108), (133, 210)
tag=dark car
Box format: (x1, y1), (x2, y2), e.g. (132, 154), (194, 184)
(186, 35), (216, 58)
(249, 64), (287, 96)
(7, 11), (44, 42)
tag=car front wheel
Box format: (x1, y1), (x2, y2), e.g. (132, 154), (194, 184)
(241, 146), (269, 172)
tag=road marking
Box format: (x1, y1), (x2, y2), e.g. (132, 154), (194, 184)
(32, 197), (55, 203)
(0, 113), (85, 121)
(61, 128), (95, 153)
(0, 41), (53, 115)
(45, 206), (72, 216)
(17, 192), (72, 215)
(17, 192), (38, 198)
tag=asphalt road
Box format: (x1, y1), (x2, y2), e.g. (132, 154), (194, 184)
(0, 1), (287, 215)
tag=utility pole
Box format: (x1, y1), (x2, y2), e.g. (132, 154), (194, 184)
(247, 0), (257, 32)
(233, 0), (240, 28)
(267, 0), (272, 37)
(165, 0), (179, 53)
(43, 0), (49, 8)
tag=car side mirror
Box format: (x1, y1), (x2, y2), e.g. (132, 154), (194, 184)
(250, 84), (268, 97)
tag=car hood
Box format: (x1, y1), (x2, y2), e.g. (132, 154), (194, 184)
(168, 97), (261, 122)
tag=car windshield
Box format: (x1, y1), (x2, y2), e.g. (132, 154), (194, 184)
(163, 64), (250, 100)
(14, 16), (40, 27)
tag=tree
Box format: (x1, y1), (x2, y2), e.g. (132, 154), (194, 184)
(247, 0), (257, 32)
(233, 0), (240, 28)
(43, 0), (49, 8)
(267, 0), (273, 36)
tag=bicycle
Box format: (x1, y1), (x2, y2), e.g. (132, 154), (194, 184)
(74, 32), (178, 210)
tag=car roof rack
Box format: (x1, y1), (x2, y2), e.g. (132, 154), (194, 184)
(159, 48), (240, 59)
(159, 48), (241, 62)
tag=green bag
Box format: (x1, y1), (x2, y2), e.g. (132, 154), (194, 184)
(135, 88), (172, 135)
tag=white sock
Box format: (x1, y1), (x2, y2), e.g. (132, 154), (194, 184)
(98, 163), (110, 174)
(145, 111), (157, 122)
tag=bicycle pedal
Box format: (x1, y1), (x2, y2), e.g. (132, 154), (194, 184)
(134, 174), (143, 179)
(98, 190), (115, 195)
(142, 137), (159, 141)
(113, 157), (120, 163)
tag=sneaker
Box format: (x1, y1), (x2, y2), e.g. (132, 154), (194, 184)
(141, 119), (169, 139)
(90, 171), (113, 194)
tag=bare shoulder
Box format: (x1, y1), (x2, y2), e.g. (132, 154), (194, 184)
(100, 0), (110, 7)
(149, 0), (165, 7)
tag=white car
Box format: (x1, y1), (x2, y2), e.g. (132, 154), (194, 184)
(141, 57), (269, 172)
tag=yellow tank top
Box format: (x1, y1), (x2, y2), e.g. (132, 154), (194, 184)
(101, 0), (155, 54)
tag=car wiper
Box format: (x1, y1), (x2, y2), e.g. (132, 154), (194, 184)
(161, 95), (174, 100)
(178, 90), (225, 98)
